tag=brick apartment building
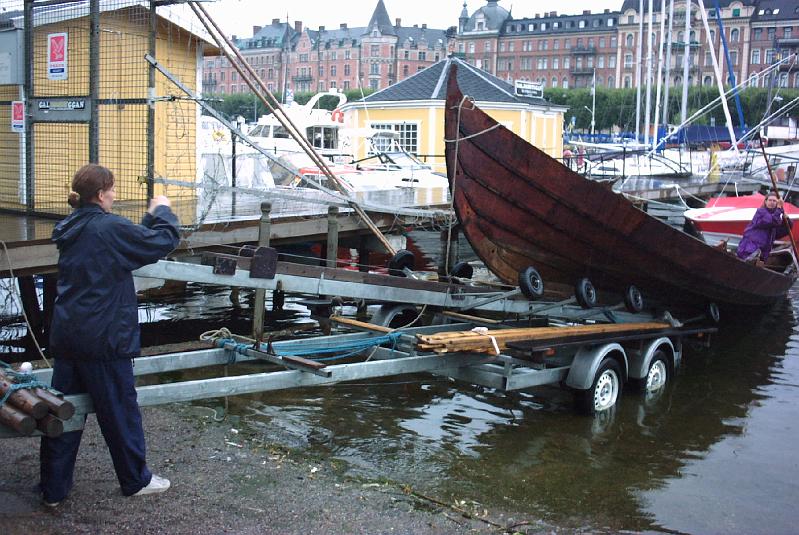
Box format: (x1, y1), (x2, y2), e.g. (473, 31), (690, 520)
(202, 0), (799, 96)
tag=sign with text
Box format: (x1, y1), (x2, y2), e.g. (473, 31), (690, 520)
(514, 80), (543, 99)
(47, 32), (68, 80)
(11, 101), (24, 133)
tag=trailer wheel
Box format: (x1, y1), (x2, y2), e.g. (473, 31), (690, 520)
(643, 350), (669, 394)
(518, 266), (544, 300)
(388, 250), (415, 277)
(450, 261), (473, 279)
(577, 357), (622, 414)
(575, 278), (597, 309)
(624, 285), (644, 313)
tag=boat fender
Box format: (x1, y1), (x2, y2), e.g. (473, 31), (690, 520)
(331, 108), (344, 122)
(565, 343), (627, 391)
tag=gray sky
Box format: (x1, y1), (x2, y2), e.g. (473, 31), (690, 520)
(202, 0), (620, 39)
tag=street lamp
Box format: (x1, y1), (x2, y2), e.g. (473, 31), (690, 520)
(584, 105), (595, 137)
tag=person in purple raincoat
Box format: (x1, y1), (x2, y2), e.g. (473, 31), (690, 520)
(736, 192), (793, 262)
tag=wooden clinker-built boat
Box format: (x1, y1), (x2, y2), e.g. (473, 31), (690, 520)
(444, 65), (796, 308)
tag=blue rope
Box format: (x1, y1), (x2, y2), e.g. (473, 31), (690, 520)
(215, 331), (403, 363)
(0, 360), (51, 409)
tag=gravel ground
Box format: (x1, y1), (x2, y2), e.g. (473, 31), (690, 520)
(0, 404), (554, 535)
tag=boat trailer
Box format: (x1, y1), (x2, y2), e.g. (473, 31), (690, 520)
(0, 251), (716, 438)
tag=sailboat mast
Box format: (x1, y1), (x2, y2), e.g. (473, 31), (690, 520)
(653, 0), (667, 150)
(681, 0), (691, 126)
(635, 0), (644, 141)
(696, 0), (739, 154)
(644, 0), (654, 146)
(662, 0), (675, 132)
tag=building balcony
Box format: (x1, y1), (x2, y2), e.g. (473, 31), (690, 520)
(570, 67), (595, 76)
(572, 46), (597, 55)
(292, 74), (313, 82)
(671, 41), (701, 49)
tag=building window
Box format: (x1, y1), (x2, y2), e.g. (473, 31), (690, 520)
(624, 76), (631, 88)
(599, 38), (606, 49)
(509, 42), (515, 52)
(624, 53), (633, 68)
(732, 8), (740, 16)
(730, 28), (740, 42)
(626, 34), (634, 48)
(370, 79), (379, 90)
(552, 76), (558, 87)
(485, 42), (491, 52)
(553, 57), (559, 69)
(369, 122), (418, 154)
(331, 65), (337, 76)
(753, 28), (762, 40)
(579, 20), (586, 28)
(768, 28), (775, 40)
(703, 75), (712, 86)
(344, 64), (350, 76)
(564, 57), (570, 68)
(319, 66), (324, 76)
(562, 77), (569, 88)
(609, 55), (616, 68)
(704, 52), (712, 66)
(370, 63), (379, 75)
(598, 56), (605, 68)
(469, 42), (475, 53)
(371, 45), (380, 57)
(786, 27), (793, 39)
(345, 50), (351, 60)
(553, 39), (559, 50)
(608, 76), (615, 88)
(730, 50), (738, 65)
(419, 51), (426, 61)
(403, 65), (409, 76)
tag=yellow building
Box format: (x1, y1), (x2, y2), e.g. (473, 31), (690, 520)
(0, 3), (216, 221)
(339, 56), (566, 176)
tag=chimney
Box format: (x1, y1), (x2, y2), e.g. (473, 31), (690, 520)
(252, 25), (262, 35)
(272, 18), (280, 25)
(534, 13), (539, 18)
(340, 23), (348, 29)
(422, 23), (427, 29)
(231, 35), (237, 41)
(550, 11), (557, 17)
(604, 8), (610, 13)
(582, 10), (590, 15)
(414, 23), (418, 28)
(395, 18), (401, 27)
(319, 25), (325, 31)
(294, 21), (303, 33)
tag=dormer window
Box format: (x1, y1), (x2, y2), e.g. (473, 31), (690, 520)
(477, 21), (484, 30)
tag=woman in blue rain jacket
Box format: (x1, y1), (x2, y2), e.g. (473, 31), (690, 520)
(40, 164), (179, 506)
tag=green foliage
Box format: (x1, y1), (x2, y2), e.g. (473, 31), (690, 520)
(544, 86), (799, 132)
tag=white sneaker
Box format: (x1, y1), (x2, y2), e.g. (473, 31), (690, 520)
(133, 474), (171, 496)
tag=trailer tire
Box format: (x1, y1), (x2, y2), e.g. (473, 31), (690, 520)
(575, 278), (597, 309)
(450, 261), (473, 279)
(624, 285), (644, 313)
(642, 350), (670, 394)
(388, 250), (415, 277)
(518, 266), (544, 300)
(576, 357), (622, 414)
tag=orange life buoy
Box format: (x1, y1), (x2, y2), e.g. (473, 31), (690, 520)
(331, 108), (344, 123)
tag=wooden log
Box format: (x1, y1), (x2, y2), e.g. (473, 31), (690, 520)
(0, 373), (48, 419)
(0, 403), (36, 435)
(34, 388), (75, 420)
(36, 414), (64, 438)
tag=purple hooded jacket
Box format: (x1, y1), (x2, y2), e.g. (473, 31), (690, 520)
(736, 205), (792, 261)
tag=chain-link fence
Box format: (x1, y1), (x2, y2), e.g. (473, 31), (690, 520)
(0, 0), (206, 222)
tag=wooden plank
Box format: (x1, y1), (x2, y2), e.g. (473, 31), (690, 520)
(330, 316), (393, 333)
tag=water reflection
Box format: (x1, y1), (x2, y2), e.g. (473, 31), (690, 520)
(204, 287), (799, 532)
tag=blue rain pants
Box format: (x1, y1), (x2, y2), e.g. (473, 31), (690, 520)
(39, 358), (152, 502)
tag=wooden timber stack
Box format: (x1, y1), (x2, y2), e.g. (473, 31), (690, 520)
(0, 370), (74, 437)
(416, 322), (672, 354)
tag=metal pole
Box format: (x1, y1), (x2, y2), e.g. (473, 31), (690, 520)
(146, 1), (156, 202)
(326, 206), (339, 269)
(662, 0), (675, 133)
(644, 0), (654, 147)
(23, 0), (33, 213)
(681, 0), (691, 127)
(252, 201), (272, 342)
(635, 0), (644, 142)
(88, 0), (99, 163)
